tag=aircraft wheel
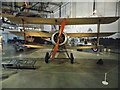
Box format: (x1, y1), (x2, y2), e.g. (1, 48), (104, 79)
(96, 59), (103, 65)
(70, 53), (74, 64)
(92, 47), (98, 52)
(45, 52), (49, 63)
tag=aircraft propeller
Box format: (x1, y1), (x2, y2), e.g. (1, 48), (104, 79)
(51, 18), (66, 60)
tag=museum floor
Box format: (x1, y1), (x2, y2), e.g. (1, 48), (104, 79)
(1, 43), (119, 88)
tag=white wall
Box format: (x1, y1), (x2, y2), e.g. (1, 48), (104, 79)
(71, 2), (118, 17)
(66, 2), (119, 33)
(48, 2), (119, 33)
(76, 2), (92, 17)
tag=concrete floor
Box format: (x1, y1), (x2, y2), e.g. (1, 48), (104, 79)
(1, 44), (119, 88)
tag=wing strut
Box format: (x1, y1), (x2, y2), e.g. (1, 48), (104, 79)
(97, 19), (100, 46)
(22, 19), (26, 44)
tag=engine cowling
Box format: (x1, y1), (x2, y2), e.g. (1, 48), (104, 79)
(51, 31), (68, 46)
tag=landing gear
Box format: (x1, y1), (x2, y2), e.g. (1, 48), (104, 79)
(45, 52), (50, 63)
(44, 46), (75, 64)
(70, 53), (74, 64)
(97, 59), (103, 65)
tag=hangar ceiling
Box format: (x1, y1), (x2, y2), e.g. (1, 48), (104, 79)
(1, 2), (64, 31)
(2, 2), (63, 17)
(0, 1), (119, 35)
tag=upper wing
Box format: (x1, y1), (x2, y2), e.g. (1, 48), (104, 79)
(6, 16), (119, 25)
(10, 31), (53, 37)
(67, 32), (116, 37)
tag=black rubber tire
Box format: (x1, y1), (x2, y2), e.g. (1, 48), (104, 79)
(70, 53), (74, 64)
(92, 47), (98, 52)
(45, 52), (49, 63)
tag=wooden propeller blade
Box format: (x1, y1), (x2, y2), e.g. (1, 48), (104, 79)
(51, 39), (60, 60)
(51, 19), (66, 60)
(59, 18), (66, 36)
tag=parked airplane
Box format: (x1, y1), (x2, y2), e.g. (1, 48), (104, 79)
(3, 16), (119, 64)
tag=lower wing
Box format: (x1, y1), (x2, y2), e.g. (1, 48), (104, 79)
(24, 44), (96, 49)
(66, 45), (96, 49)
(23, 44), (53, 49)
